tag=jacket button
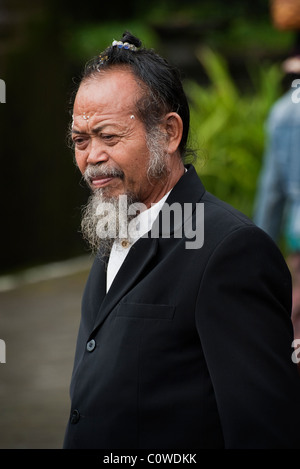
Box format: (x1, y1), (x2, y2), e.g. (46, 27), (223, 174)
(70, 409), (80, 424)
(86, 339), (96, 352)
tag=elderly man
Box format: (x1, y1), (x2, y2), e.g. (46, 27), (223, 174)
(63, 32), (300, 449)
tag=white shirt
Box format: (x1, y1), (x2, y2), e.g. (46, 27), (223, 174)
(106, 191), (171, 292)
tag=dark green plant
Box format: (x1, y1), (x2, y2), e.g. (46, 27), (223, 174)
(185, 47), (283, 217)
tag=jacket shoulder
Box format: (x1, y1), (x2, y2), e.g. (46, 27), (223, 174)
(202, 190), (254, 232)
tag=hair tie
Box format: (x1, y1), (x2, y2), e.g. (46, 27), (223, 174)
(112, 40), (138, 51)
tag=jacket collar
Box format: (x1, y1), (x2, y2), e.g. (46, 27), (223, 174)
(166, 164), (205, 206)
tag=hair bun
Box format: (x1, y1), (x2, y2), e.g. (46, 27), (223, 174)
(121, 31), (142, 49)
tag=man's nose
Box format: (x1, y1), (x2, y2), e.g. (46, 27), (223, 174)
(86, 139), (109, 165)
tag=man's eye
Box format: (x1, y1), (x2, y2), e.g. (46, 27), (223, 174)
(102, 135), (118, 144)
(74, 137), (87, 147)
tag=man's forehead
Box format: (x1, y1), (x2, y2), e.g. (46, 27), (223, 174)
(74, 69), (141, 111)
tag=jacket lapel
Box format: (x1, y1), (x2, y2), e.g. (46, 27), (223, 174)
(90, 164), (205, 334)
(91, 236), (158, 332)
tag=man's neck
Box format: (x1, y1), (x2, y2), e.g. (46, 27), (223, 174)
(143, 158), (185, 208)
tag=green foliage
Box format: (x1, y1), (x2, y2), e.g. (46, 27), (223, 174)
(64, 22), (159, 61)
(205, 18), (294, 54)
(185, 47), (283, 217)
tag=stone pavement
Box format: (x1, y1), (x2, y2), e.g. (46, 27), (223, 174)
(0, 258), (92, 448)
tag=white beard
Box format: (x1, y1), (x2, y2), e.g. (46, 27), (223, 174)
(80, 189), (139, 258)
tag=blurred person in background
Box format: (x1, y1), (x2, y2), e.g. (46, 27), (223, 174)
(254, 37), (300, 343)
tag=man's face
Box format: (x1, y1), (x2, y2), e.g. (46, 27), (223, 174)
(72, 68), (166, 206)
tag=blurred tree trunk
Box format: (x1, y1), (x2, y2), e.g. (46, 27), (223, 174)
(0, 0), (88, 273)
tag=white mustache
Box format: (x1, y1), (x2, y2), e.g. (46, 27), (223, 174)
(83, 164), (124, 183)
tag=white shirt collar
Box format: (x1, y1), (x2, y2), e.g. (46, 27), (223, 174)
(127, 190), (171, 243)
(106, 189), (171, 292)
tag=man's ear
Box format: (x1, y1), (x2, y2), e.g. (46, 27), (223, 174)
(163, 112), (183, 155)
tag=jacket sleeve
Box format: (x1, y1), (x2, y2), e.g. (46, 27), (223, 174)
(195, 225), (300, 448)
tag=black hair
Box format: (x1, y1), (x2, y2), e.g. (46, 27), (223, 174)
(78, 31), (190, 159)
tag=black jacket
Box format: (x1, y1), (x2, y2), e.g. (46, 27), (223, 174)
(64, 165), (300, 449)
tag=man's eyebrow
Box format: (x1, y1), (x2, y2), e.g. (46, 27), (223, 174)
(72, 126), (105, 135)
(72, 125), (117, 135)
